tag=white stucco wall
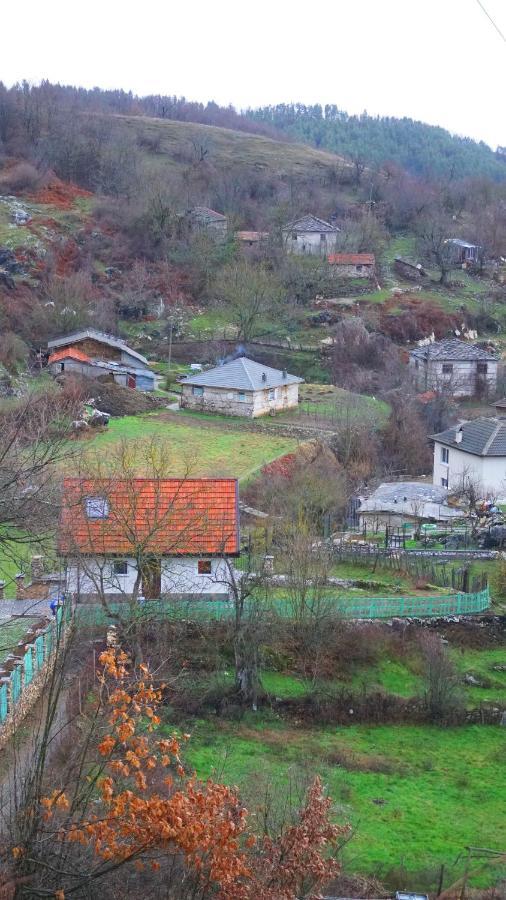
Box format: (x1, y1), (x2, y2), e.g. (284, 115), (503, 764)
(65, 556), (232, 598)
(433, 440), (506, 499)
(283, 230), (339, 256)
(410, 357), (497, 398)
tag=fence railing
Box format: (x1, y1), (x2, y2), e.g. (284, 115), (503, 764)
(0, 605), (70, 727)
(75, 586), (490, 628)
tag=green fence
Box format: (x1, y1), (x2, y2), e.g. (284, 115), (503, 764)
(75, 587), (490, 627)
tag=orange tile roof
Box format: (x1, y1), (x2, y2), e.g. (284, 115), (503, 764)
(48, 347), (92, 365)
(58, 478), (239, 557)
(328, 253), (375, 266)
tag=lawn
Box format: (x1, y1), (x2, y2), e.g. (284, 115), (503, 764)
(83, 412), (298, 481)
(182, 715), (506, 890)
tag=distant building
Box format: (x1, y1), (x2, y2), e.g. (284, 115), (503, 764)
(328, 252), (375, 278)
(432, 418), (506, 498)
(47, 329), (155, 391)
(235, 230), (269, 249)
(446, 239), (481, 265)
(282, 215), (340, 256)
(187, 206), (227, 240)
(409, 339), (498, 398)
(179, 356), (303, 417)
(358, 482), (462, 530)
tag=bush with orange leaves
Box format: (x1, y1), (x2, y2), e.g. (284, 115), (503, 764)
(32, 648), (347, 899)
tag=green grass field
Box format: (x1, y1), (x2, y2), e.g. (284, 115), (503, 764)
(84, 412), (298, 481)
(182, 715), (506, 890)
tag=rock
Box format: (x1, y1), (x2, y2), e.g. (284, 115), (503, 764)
(11, 208), (31, 225)
(464, 673), (482, 686)
(493, 665), (506, 672)
(72, 419), (89, 432)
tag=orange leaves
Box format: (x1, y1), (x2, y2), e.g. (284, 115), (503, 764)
(55, 890), (65, 900)
(38, 648), (344, 899)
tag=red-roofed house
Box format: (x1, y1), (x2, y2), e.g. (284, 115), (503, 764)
(59, 477), (239, 600)
(328, 253), (376, 278)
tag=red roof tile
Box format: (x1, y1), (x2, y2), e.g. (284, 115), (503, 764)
(328, 253), (375, 266)
(58, 478), (239, 557)
(49, 347), (92, 364)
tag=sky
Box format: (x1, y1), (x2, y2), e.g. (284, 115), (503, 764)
(2, 0), (506, 148)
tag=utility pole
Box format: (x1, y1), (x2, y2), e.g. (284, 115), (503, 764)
(167, 318), (173, 375)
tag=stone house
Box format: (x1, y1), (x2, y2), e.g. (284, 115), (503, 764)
(328, 252), (375, 278)
(432, 418), (506, 499)
(358, 482), (463, 530)
(59, 477), (240, 600)
(409, 339), (498, 398)
(47, 329), (155, 390)
(179, 356), (303, 417)
(282, 215), (340, 256)
(186, 206), (228, 240)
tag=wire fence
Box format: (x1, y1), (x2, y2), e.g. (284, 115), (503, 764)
(75, 586), (490, 628)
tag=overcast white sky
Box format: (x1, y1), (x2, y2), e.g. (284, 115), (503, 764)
(2, 0), (506, 148)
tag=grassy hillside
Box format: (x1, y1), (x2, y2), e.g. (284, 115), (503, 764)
(103, 113), (352, 180)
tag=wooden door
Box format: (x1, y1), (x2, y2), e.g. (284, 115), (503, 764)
(127, 373), (136, 389)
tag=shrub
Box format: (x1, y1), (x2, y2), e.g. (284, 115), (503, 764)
(0, 162), (41, 193)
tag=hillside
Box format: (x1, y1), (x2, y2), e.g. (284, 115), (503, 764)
(248, 104), (506, 181)
(101, 113), (353, 181)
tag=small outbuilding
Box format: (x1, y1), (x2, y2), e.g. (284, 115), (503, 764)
(47, 329), (155, 391)
(186, 206), (228, 240)
(446, 239), (481, 265)
(179, 356), (303, 417)
(328, 252), (375, 278)
(358, 482), (463, 530)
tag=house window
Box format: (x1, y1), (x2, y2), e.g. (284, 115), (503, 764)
(320, 234), (327, 243)
(441, 447), (449, 464)
(356, 264), (363, 271)
(60, 362), (65, 372)
(442, 363), (453, 375)
(192, 386), (204, 397)
(197, 559), (212, 575)
(268, 388), (275, 401)
(441, 477), (449, 488)
(291, 233), (298, 241)
(238, 391), (246, 402)
(113, 560), (128, 576)
(85, 497), (109, 519)
(477, 362), (488, 375)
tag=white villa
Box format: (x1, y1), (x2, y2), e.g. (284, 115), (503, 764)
(432, 418), (506, 499)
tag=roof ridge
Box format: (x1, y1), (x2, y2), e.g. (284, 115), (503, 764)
(482, 419), (503, 456)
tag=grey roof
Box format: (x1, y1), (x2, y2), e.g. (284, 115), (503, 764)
(410, 339), (497, 362)
(180, 357), (304, 390)
(447, 238), (479, 249)
(189, 206), (227, 222)
(47, 329), (148, 367)
(283, 214), (340, 234)
(432, 417), (506, 457)
(360, 482), (462, 520)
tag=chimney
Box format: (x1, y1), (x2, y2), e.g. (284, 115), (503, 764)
(282, 369), (287, 380)
(31, 555), (44, 582)
(15, 574), (25, 600)
(262, 372), (266, 382)
(455, 426), (463, 444)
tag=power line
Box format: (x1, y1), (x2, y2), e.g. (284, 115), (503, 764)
(475, 0), (506, 44)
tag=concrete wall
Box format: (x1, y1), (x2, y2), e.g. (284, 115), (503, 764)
(66, 556), (232, 598)
(410, 356), (497, 398)
(283, 230), (338, 256)
(433, 440), (506, 498)
(180, 382), (299, 417)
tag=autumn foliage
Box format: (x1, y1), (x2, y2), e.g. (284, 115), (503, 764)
(35, 647), (346, 899)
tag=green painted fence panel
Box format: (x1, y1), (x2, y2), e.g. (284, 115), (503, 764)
(35, 635), (44, 671)
(75, 587), (490, 627)
(23, 648), (33, 686)
(0, 683), (7, 723)
(10, 667), (21, 706)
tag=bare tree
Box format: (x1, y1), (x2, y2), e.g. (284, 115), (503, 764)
(215, 261), (285, 342)
(420, 632), (464, 723)
(416, 210), (458, 285)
